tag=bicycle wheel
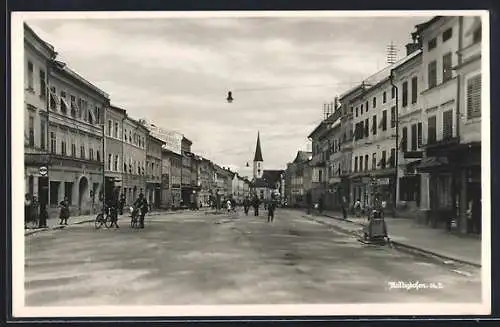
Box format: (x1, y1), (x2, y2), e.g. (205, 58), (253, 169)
(95, 214), (104, 229)
(104, 215), (113, 228)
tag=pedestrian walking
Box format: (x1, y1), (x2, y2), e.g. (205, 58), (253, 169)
(306, 192), (312, 214)
(243, 196), (250, 216)
(253, 196), (260, 216)
(267, 197), (276, 223)
(341, 195), (348, 219)
(108, 196), (120, 228)
(133, 193), (148, 229)
(119, 193), (126, 215)
(24, 193), (32, 229)
(38, 202), (48, 228)
(59, 197), (70, 225)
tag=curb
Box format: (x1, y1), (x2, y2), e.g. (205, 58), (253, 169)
(304, 212), (481, 268)
(25, 218), (96, 236)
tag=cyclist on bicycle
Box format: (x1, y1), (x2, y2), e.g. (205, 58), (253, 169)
(133, 193), (149, 229)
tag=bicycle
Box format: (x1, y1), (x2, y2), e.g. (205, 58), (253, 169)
(130, 207), (142, 229)
(95, 208), (113, 229)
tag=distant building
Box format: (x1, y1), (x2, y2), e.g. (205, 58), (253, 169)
(104, 104), (126, 203)
(146, 134), (164, 208)
(285, 151), (312, 207)
(161, 148), (182, 209)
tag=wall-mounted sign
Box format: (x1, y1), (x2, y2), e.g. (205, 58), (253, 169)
(39, 166), (48, 176)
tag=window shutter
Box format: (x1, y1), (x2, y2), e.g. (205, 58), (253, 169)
(467, 75), (481, 119)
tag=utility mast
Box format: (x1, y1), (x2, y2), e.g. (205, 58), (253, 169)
(386, 41), (398, 64)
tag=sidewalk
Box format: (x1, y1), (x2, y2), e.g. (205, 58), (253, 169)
(24, 208), (203, 236)
(309, 210), (481, 267)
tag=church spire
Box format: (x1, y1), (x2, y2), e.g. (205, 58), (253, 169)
(254, 131), (263, 162)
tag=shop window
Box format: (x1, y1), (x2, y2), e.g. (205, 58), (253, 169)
(437, 175), (452, 209)
(65, 182), (73, 205)
(50, 181), (60, 206)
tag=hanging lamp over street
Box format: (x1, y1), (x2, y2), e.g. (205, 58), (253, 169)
(226, 91), (234, 103)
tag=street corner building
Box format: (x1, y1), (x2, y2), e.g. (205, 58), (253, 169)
(24, 23), (109, 217)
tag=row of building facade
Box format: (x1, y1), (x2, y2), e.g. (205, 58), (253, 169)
(24, 23), (253, 216)
(285, 16), (482, 234)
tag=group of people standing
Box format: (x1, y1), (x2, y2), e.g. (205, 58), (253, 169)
(24, 193), (69, 229)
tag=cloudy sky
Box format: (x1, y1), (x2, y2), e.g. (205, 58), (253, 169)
(27, 13), (430, 178)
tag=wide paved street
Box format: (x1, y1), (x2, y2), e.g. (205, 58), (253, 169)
(25, 209), (481, 306)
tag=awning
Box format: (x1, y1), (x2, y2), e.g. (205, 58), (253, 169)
(417, 156), (449, 170)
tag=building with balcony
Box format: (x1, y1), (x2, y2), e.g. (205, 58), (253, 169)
(104, 104), (126, 203)
(122, 116), (148, 205)
(146, 134), (164, 208)
(46, 58), (108, 216)
(24, 23), (57, 207)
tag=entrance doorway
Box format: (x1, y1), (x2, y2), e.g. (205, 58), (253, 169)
(78, 176), (89, 210)
(38, 177), (49, 205)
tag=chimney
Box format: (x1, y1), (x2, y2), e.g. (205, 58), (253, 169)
(405, 42), (420, 56)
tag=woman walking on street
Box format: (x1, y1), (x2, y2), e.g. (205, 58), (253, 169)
(59, 197), (70, 225)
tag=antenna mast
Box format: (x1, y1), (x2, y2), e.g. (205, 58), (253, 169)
(386, 41), (398, 64)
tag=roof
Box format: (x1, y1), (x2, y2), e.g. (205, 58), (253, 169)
(24, 23), (57, 58)
(253, 178), (269, 188)
(148, 133), (165, 145)
(108, 104), (127, 115)
(182, 136), (192, 146)
(293, 151), (312, 164)
(52, 60), (109, 99)
(162, 148), (182, 158)
(254, 132), (263, 162)
(262, 170), (284, 186)
(415, 16), (442, 34)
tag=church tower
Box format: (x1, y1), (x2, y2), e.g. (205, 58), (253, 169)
(253, 131), (264, 179)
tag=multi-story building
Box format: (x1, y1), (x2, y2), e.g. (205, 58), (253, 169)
(391, 46), (424, 217)
(180, 136), (196, 207)
(122, 116), (148, 205)
(104, 104), (126, 202)
(47, 58), (108, 216)
(146, 134), (164, 208)
(454, 16), (482, 234)
(24, 24), (57, 206)
(415, 16), (462, 230)
(286, 151), (312, 207)
(198, 158), (215, 206)
(161, 148), (182, 209)
(325, 108), (344, 210)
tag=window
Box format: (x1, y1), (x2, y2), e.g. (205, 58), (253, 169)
(61, 139), (66, 156)
(114, 155), (119, 171)
(402, 81), (408, 107)
(124, 129), (127, 142)
(362, 103), (365, 115)
(391, 86), (396, 99)
(50, 181), (59, 206)
(411, 124), (417, 151)
(28, 116), (35, 146)
(428, 116), (437, 144)
(80, 145), (86, 159)
(108, 154), (112, 170)
(70, 95), (77, 117)
(443, 110), (453, 140)
(428, 60), (437, 88)
(71, 142), (76, 157)
(442, 28), (452, 42)
(359, 156), (363, 172)
(49, 86), (57, 110)
(114, 122), (119, 138)
(365, 155), (369, 171)
(27, 61), (34, 90)
(381, 150), (387, 169)
(402, 126), (408, 152)
(89, 148), (94, 161)
(391, 106), (396, 128)
(383, 92), (387, 103)
(65, 182), (73, 205)
(373, 97), (376, 108)
(355, 107), (359, 117)
(372, 115), (377, 135)
(411, 76), (418, 104)
(382, 110), (387, 131)
(372, 153), (377, 170)
(364, 118), (369, 137)
(473, 27), (481, 44)
(428, 37), (437, 51)
(124, 160), (127, 173)
(95, 106), (101, 124)
(354, 157), (358, 172)
(417, 122), (423, 148)
(108, 120), (112, 136)
(40, 70), (46, 98)
(40, 120), (46, 150)
(389, 148), (396, 168)
(129, 131), (132, 142)
(60, 91), (68, 114)
(442, 52), (452, 82)
(50, 132), (56, 153)
(467, 74), (481, 119)
(97, 150), (101, 162)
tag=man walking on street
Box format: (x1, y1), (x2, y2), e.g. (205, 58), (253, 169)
(253, 196), (260, 216)
(341, 195), (348, 219)
(243, 196), (250, 216)
(267, 195), (276, 223)
(133, 193), (149, 229)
